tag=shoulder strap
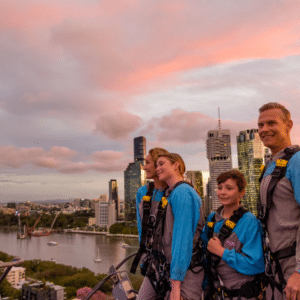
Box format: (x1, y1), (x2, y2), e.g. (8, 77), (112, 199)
(218, 206), (248, 243)
(258, 147), (300, 224)
(130, 182), (155, 274)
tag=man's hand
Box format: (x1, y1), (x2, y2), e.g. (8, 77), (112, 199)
(284, 272), (300, 300)
(207, 237), (225, 257)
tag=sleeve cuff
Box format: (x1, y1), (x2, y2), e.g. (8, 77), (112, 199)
(222, 248), (230, 262)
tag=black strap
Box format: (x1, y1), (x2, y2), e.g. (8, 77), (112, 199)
(272, 241), (296, 261)
(218, 206), (248, 243)
(221, 275), (262, 299)
(258, 146), (300, 224)
(257, 146), (300, 294)
(203, 206), (248, 296)
(130, 182), (155, 274)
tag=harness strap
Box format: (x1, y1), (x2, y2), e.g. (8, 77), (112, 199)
(220, 275), (262, 299)
(257, 147), (300, 294)
(130, 182), (154, 274)
(272, 241), (296, 261)
(203, 207), (248, 296)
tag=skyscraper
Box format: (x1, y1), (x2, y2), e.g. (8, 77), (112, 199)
(109, 179), (119, 219)
(206, 129), (232, 211)
(134, 136), (146, 165)
(237, 129), (265, 216)
(124, 137), (147, 222)
(186, 171), (204, 199)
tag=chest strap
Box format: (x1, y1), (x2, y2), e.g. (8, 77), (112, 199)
(202, 206), (248, 292)
(258, 147), (300, 224)
(130, 182), (155, 274)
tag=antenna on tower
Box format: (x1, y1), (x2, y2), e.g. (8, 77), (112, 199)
(218, 107), (221, 129)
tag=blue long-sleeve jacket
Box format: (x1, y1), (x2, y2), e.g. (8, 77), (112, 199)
(136, 183), (202, 281)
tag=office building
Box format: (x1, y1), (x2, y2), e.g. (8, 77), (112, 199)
(186, 171), (204, 199)
(109, 179), (119, 219)
(134, 136), (146, 165)
(95, 201), (116, 229)
(237, 129), (265, 216)
(124, 137), (147, 222)
(206, 129), (232, 211)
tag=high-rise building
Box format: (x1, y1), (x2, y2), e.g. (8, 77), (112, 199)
(109, 179), (119, 219)
(134, 136), (146, 165)
(237, 129), (265, 216)
(95, 201), (116, 229)
(186, 171), (204, 199)
(124, 136), (147, 222)
(206, 129), (232, 211)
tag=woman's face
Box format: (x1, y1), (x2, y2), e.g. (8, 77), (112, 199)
(217, 178), (244, 209)
(156, 157), (177, 182)
(143, 154), (157, 179)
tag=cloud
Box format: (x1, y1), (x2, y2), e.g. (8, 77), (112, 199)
(94, 112), (142, 140)
(0, 146), (128, 174)
(152, 109), (257, 144)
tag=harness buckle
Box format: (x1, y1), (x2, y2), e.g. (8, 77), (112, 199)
(148, 214), (156, 226)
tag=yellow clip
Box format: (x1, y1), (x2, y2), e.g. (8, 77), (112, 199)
(276, 159), (288, 168)
(143, 195), (151, 202)
(207, 222), (214, 228)
(260, 165), (265, 172)
(161, 197), (168, 209)
(225, 220), (236, 229)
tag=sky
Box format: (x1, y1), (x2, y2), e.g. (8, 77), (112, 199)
(1, 0), (300, 202)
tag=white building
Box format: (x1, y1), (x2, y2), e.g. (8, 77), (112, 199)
(6, 266), (25, 286)
(95, 201), (116, 229)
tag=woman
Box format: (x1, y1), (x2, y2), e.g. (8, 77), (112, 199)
(202, 170), (264, 300)
(135, 147), (169, 241)
(136, 153), (201, 300)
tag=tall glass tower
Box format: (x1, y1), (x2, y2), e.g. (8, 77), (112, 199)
(237, 129), (265, 216)
(124, 136), (146, 222)
(109, 179), (119, 219)
(134, 136), (146, 165)
(206, 129), (232, 211)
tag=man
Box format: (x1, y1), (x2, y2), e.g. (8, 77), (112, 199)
(258, 102), (300, 300)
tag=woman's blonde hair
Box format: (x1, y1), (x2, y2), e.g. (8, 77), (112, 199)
(158, 153), (186, 176)
(149, 148), (169, 167)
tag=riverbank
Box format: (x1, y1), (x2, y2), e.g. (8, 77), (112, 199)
(64, 229), (138, 238)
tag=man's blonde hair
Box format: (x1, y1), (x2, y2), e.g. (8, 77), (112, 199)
(259, 102), (291, 121)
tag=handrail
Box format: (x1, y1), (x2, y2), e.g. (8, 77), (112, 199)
(82, 251), (138, 300)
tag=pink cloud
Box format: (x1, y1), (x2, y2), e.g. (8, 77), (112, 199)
(152, 109), (257, 144)
(0, 146), (128, 174)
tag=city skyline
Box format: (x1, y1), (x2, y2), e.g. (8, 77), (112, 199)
(1, 1), (300, 202)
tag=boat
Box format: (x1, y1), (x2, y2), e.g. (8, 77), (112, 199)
(32, 230), (50, 237)
(122, 243), (130, 248)
(47, 241), (58, 246)
(94, 248), (101, 262)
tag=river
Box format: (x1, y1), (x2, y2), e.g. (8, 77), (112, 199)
(0, 228), (139, 275)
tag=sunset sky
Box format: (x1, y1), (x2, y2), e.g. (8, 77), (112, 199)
(1, 0), (300, 202)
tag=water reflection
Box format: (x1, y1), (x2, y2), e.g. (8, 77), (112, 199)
(0, 229), (139, 275)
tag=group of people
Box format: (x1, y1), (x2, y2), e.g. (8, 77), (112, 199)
(132, 102), (300, 300)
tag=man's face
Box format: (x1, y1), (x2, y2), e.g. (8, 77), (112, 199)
(258, 108), (292, 153)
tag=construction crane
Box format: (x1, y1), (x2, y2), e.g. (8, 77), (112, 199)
(27, 216), (41, 237)
(49, 211), (60, 233)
